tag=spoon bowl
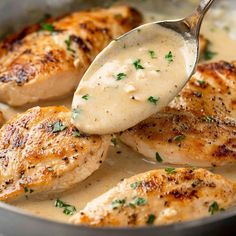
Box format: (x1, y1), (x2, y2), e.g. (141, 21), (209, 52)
(72, 0), (215, 135)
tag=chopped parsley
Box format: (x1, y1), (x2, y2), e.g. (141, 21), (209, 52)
(147, 96), (159, 105)
(202, 116), (215, 123)
(146, 214), (156, 225)
(148, 50), (157, 59)
(197, 80), (206, 86)
(134, 197), (147, 206)
(72, 109), (80, 120)
(174, 134), (186, 142)
(73, 130), (81, 137)
(204, 40), (217, 60)
(155, 152), (163, 163)
(133, 59), (144, 70)
(165, 51), (173, 63)
(24, 186), (34, 194)
(55, 199), (76, 215)
(111, 137), (117, 146)
(116, 72), (127, 81)
(128, 203), (136, 209)
(65, 36), (75, 53)
(165, 167), (176, 174)
(82, 94), (89, 100)
(24, 186), (28, 193)
(111, 199), (126, 209)
(175, 94), (180, 100)
(51, 121), (67, 133)
(24, 186), (31, 194)
(130, 181), (142, 190)
(208, 201), (224, 215)
(156, 69), (161, 72)
(40, 23), (55, 32)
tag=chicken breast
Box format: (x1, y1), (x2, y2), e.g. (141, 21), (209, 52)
(0, 111), (4, 127)
(70, 168), (236, 227)
(119, 61), (236, 167)
(0, 106), (109, 202)
(0, 6), (142, 106)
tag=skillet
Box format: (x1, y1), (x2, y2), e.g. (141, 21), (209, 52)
(0, 0), (236, 235)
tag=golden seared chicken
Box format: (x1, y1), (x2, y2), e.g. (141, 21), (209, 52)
(120, 61), (236, 167)
(0, 6), (142, 106)
(0, 111), (4, 127)
(70, 168), (236, 227)
(0, 106), (109, 202)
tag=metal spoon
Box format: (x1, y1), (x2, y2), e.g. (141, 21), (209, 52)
(72, 0), (215, 134)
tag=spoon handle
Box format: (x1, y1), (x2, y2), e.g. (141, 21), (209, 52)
(184, 0), (215, 37)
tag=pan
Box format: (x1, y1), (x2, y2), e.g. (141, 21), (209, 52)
(0, 0), (235, 235)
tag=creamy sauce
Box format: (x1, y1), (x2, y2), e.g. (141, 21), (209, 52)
(0, 1), (236, 224)
(72, 24), (196, 134)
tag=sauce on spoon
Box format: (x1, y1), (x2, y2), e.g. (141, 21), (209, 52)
(72, 24), (196, 134)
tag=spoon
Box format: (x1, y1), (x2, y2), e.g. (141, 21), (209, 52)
(72, 0), (215, 135)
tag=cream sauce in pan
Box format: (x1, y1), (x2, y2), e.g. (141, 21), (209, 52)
(0, 4), (236, 223)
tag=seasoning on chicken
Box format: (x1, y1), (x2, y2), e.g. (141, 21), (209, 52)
(119, 61), (236, 167)
(70, 168), (236, 227)
(0, 106), (109, 202)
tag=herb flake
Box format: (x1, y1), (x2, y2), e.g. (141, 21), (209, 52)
(40, 23), (55, 32)
(197, 80), (206, 86)
(73, 130), (81, 137)
(65, 36), (75, 53)
(130, 181), (142, 190)
(146, 214), (156, 224)
(202, 116), (215, 123)
(72, 109), (80, 120)
(165, 51), (173, 63)
(134, 197), (147, 206)
(116, 72), (127, 81)
(208, 201), (224, 215)
(174, 134), (186, 142)
(133, 59), (144, 70)
(204, 40), (218, 60)
(155, 152), (163, 163)
(55, 199), (76, 215)
(24, 186), (29, 193)
(82, 94), (89, 100)
(23, 186), (34, 194)
(111, 199), (126, 209)
(165, 167), (176, 174)
(111, 137), (117, 146)
(128, 203), (136, 209)
(51, 121), (67, 133)
(147, 96), (159, 105)
(148, 50), (157, 59)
